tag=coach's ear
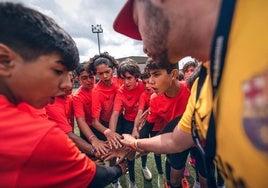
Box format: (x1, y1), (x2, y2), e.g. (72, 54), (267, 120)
(0, 44), (15, 77)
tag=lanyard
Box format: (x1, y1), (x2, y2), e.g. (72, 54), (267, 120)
(191, 0), (237, 187)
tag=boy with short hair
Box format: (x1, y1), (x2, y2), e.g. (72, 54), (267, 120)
(132, 71), (154, 182)
(143, 59), (191, 188)
(109, 58), (145, 188)
(73, 62), (109, 155)
(0, 2), (125, 187)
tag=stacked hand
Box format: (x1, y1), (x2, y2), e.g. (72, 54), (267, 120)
(105, 130), (123, 149)
(102, 145), (132, 163)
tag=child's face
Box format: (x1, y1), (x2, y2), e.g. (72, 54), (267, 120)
(77, 71), (95, 90)
(3, 53), (73, 108)
(122, 72), (138, 90)
(148, 69), (173, 94)
(184, 66), (195, 80)
(142, 78), (154, 94)
(95, 63), (114, 85)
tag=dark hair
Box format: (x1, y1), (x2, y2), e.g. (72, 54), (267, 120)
(117, 58), (141, 79)
(0, 2), (79, 71)
(182, 59), (198, 74)
(75, 62), (90, 77)
(145, 58), (178, 74)
(140, 72), (150, 80)
(87, 52), (118, 75)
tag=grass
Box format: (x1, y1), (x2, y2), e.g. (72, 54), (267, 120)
(74, 124), (196, 188)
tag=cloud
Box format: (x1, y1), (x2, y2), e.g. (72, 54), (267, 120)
(1, 0), (146, 61)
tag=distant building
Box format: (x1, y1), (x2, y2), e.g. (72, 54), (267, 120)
(116, 56), (147, 72)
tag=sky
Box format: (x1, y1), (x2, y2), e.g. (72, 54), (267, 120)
(1, 0), (146, 62)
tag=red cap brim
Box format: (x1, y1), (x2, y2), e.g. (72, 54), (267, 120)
(113, 0), (142, 40)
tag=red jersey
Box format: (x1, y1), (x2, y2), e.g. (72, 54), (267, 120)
(92, 77), (120, 122)
(17, 102), (48, 120)
(113, 80), (144, 121)
(45, 95), (74, 133)
(73, 86), (93, 126)
(147, 82), (190, 131)
(0, 95), (96, 187)
(138, 90), (153, 111)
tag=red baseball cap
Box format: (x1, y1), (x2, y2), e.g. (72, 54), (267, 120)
(113, 0), (142, 40)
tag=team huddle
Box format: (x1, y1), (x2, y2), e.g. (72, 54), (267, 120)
(0, 1), (267, 188)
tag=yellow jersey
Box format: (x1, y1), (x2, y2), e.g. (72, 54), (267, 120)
(179, 0), (268, 187)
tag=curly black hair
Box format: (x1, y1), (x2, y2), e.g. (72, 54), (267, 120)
(87, 52), (118, 75)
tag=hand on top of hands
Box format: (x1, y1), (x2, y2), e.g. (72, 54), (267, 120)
(105, 130), (123, 148)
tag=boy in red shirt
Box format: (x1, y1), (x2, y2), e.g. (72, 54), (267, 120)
(132, 72), (154, 182)
(109, 58), (144, 188)
(87, 52), (124, 188)
(87, 52), (122, 148)
(0, 3), (125, 187)
(73, 62), (109, 155)
(141, 59), (191, 188)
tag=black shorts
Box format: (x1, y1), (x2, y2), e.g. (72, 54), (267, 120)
(167, 148), (190, 170)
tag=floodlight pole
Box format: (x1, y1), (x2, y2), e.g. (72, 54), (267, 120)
(91, 24), (103, 54)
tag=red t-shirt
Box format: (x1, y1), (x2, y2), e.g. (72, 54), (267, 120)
(73, 86), (93, 126)
(113, 80), (145, 121)
(147, 82), (190, 131)
(0, 95), (96, 187)
(138, 90), (152, 111)
(17, 102), (48, 120)
(45, 95), (74, 133)
(92, 77), (120, 122)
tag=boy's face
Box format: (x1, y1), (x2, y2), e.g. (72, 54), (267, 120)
(142, 78), (154, 94)
(148, 69), (174, 94)
(121, 72), (138, 90)
(77, 71), (95, 90)
(1, 51), (73, 108)
(184, 65), (195, 80)
(95, 63), (114, 84)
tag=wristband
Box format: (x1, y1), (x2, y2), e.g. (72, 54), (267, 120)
(88, 135), (96, 142)
(103, 128), (111, 135)
(130, 139), (138, 150)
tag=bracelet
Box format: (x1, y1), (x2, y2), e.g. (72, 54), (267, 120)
(103, 128), (111, 135)
(130, 139), (138, 150)
(88, 135), (96, 142)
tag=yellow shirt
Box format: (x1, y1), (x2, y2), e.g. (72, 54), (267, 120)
(179, 1), (268, 187)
